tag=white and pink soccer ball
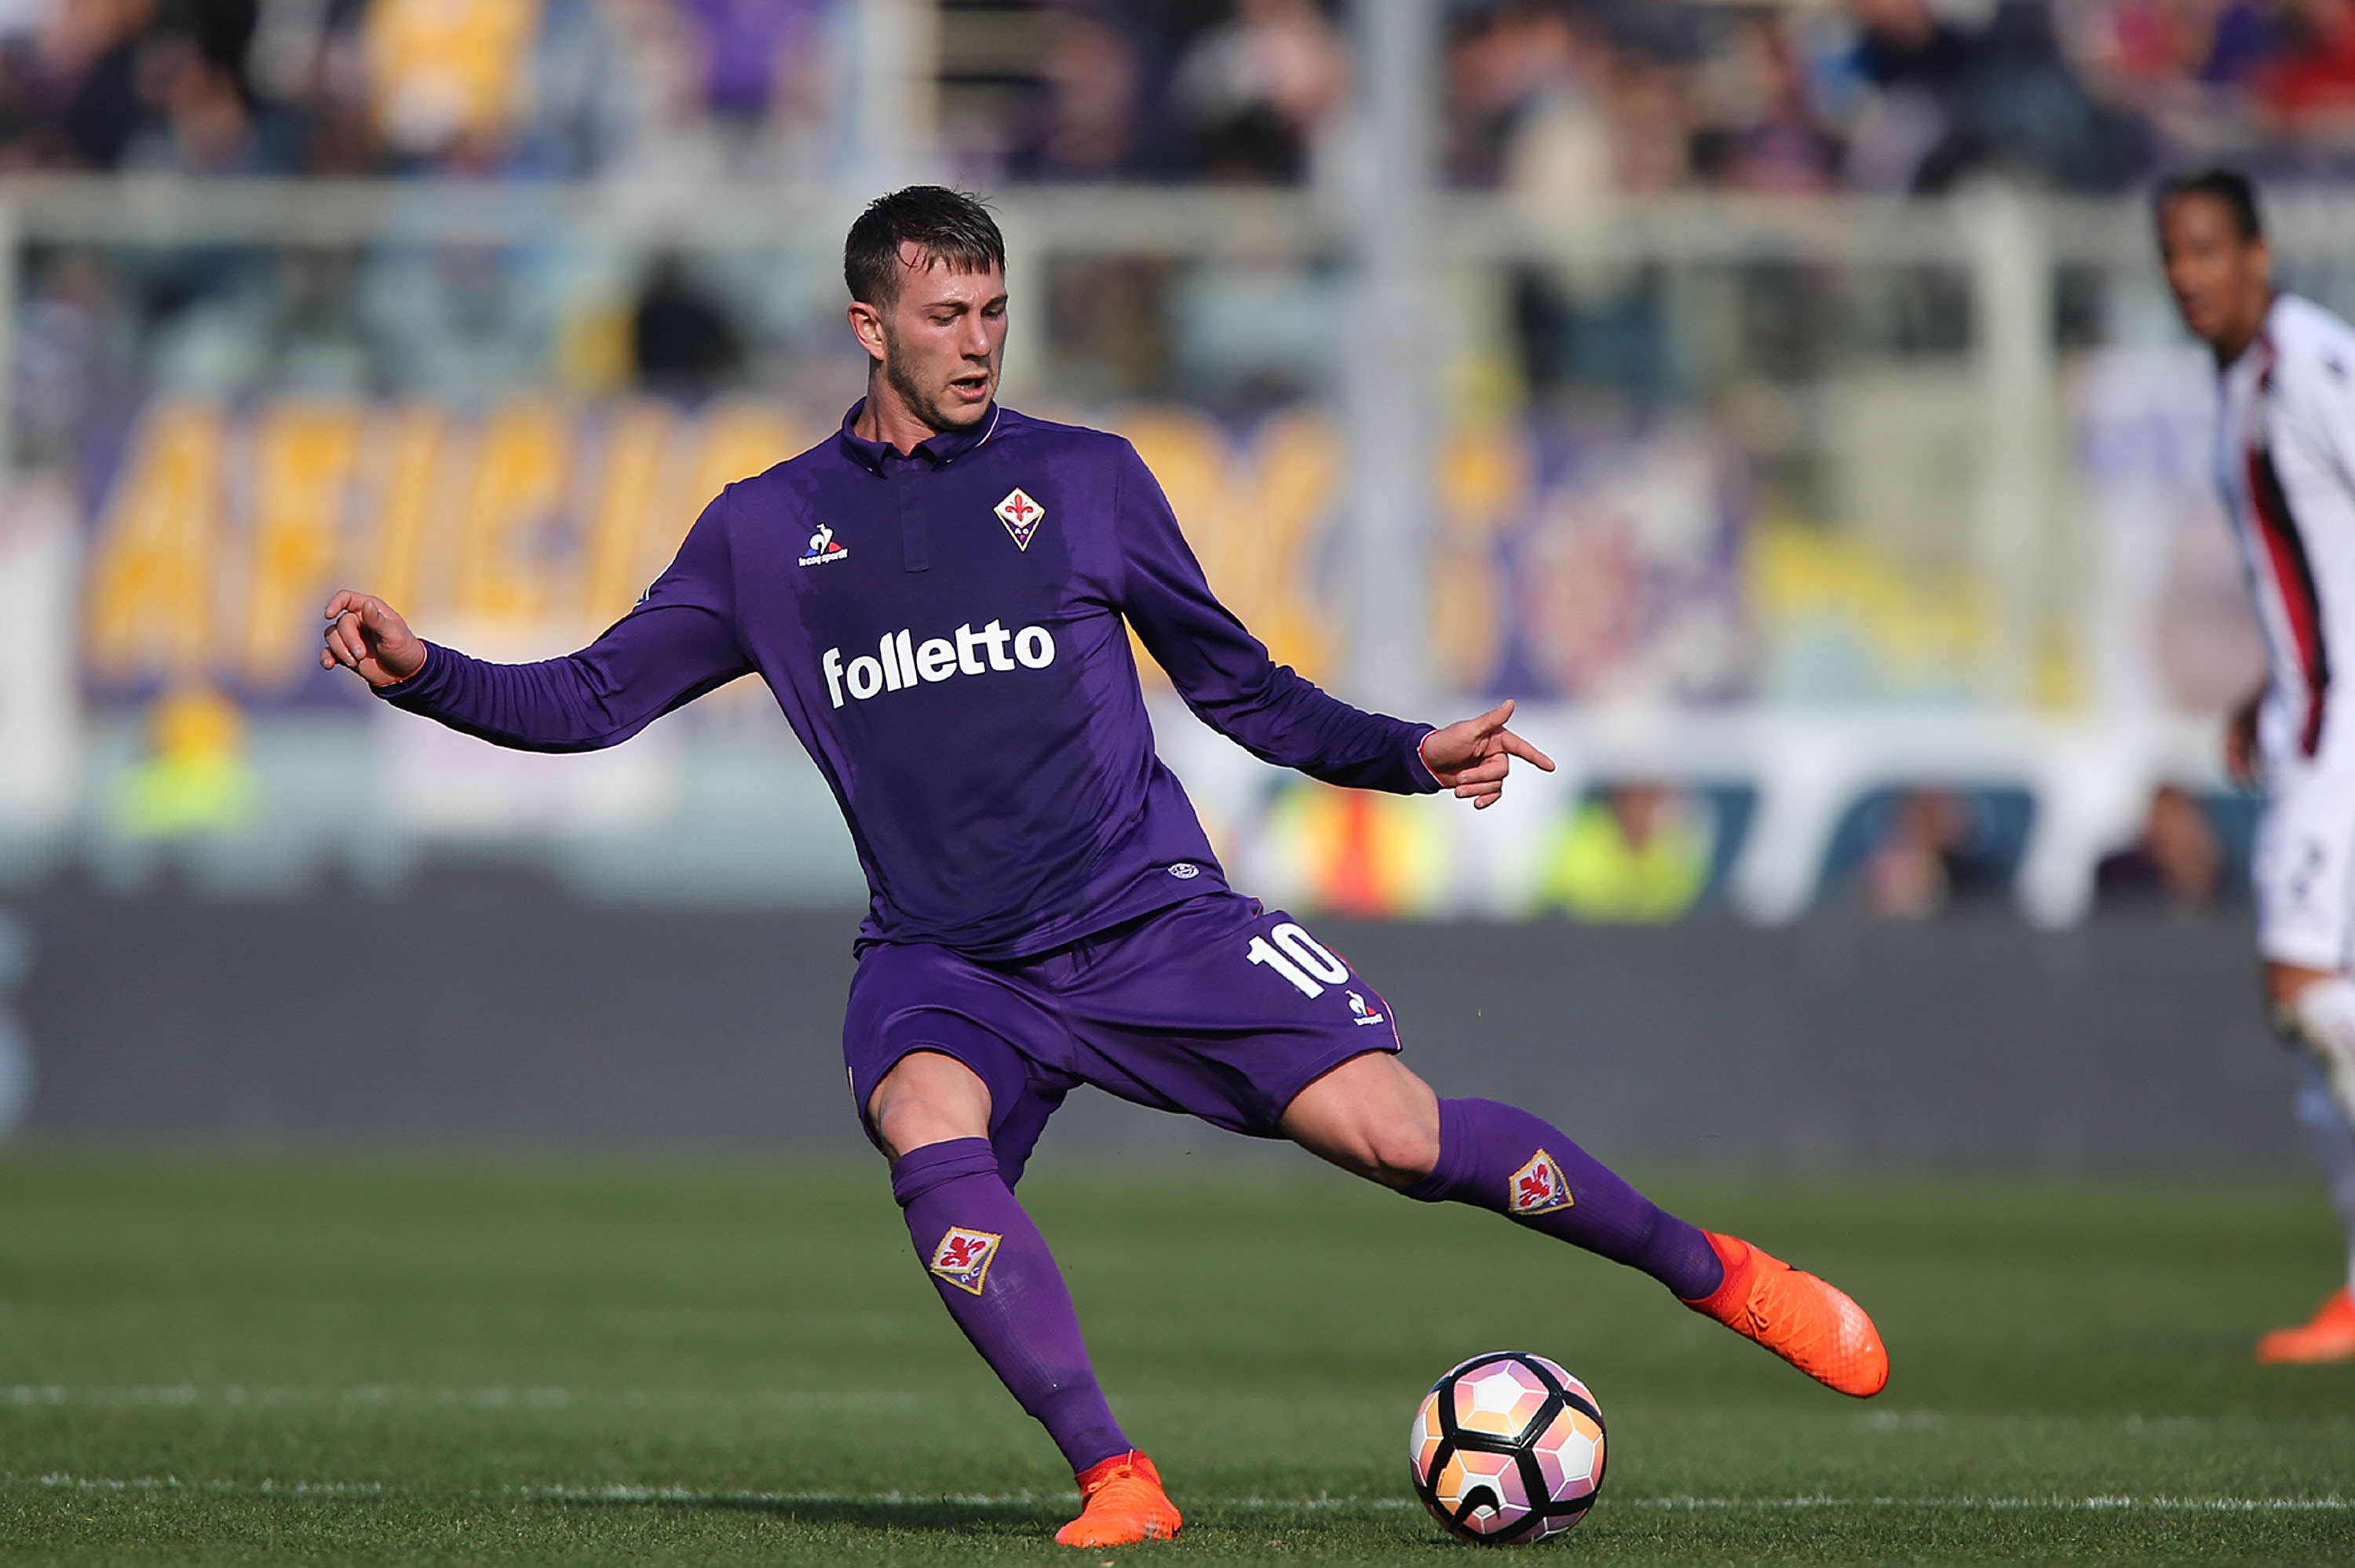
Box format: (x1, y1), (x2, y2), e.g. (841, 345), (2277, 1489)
(1409, 1351), (1606, 1544)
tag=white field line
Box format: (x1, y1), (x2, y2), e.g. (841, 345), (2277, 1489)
(9, 1476), (2351, 1514)
(521, 1490), (2355, 1514)
(21, 1475), (384, 1497)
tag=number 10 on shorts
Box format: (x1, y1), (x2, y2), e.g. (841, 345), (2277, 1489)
(1247, 922), (1350, 998)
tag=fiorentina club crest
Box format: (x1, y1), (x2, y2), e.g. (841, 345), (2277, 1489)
(995, 487), (1045, 550)
(928, 1225), (1002, 1296)
(1508, 1150), (1574, 1216)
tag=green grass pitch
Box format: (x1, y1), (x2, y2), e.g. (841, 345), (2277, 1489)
(2, 1152), (2350, 1564)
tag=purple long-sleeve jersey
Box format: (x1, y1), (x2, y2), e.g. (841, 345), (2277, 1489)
(374, 402), (1440, 957)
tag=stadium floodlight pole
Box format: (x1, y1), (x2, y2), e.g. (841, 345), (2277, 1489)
(850, 0), (937, 189)
(1966, 183), (2054, 709)
(1340, 0), (1438, 714)
(994, 207), (1046, 405)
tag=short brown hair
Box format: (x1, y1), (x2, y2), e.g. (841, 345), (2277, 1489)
(844, 187), (1006, 307)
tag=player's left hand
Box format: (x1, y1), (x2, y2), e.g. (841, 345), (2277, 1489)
(1418, 698), (1556, 809)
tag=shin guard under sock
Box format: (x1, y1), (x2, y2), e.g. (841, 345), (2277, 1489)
(891, 1137), (1130, 1472)
(1404, 1096), (1725, 1300)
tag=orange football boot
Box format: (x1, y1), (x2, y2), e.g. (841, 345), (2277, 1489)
(1682, 1231), (1889, 1398)
(1054, 1449), (1183, 1548)
(2255, 1287), (2355, 1364)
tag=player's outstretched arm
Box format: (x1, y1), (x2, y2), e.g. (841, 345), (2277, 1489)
(319, 590), (428, 687)
(312, 496), (754, 753)
(1417, 698), (1556, 809)
(1115, 443), (1466, 794)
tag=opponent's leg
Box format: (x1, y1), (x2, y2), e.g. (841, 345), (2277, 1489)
(2257, 964), (2355, 1362)
(2287, 1054), (2355, 1295)
(2251, 764), (2355, 1356)
(872, 1052), (1180, 1545)
(1281, 1052), (1888, 1397)
(2276, 968), (2355, 1130)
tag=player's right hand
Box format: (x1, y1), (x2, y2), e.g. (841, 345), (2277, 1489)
(319, 590), (428, 687)
(2225, 691), (2263, 789)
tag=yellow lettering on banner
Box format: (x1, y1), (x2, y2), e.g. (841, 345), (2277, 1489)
(451, 397), (571, 630)
(1119, 407), (1230, 575)
(621, 396), (801, 598)
(1237, 409), (1340, 684)
(240, 402), (362, 688)
(84, 401), (225, 681)
(357, 403), (448, 615)
(1116, 407), (1338, 687)
(1429, 425), (1525, 692)
(1117, 407), (1231, 688)
(685, 399), (800, 520)
(633, 399), (808, 706)
(578, 400), (677, 629)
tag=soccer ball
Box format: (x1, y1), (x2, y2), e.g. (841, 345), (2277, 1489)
(1408, 1351), (1606, 1544)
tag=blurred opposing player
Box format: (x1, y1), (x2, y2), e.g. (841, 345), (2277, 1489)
(2160, 168), (2355, 1363)
(322, 187), (1887, 1544)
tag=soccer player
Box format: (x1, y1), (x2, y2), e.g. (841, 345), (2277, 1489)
(2160, 167), (2355, 1364)
(322, 187), (1888, 1544)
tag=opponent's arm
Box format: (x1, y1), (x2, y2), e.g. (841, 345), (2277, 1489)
(1112, 443), (1551, 804)
(320, 498), (753, 752)
(2226, 684), (2264, 788)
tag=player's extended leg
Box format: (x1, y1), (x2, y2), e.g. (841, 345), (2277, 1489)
(870, 1051), (1182, 1546)
(2259, 965), (2355, 1362)
(1279, 1052), (1889, 1398)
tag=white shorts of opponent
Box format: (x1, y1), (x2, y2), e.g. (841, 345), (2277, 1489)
(2255, 746), (2355, 972)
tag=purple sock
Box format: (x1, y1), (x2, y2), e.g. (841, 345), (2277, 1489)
(891, 1137), (1131, 1473)
(1405, 1097), (1725, 1300)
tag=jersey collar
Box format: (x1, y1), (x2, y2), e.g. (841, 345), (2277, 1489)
(836, 398), (1002, 476)
(2225, 293), (2292, 377)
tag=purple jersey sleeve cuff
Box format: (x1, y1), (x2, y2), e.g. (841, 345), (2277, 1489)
(367, 640), (448, 706)
(1408, 724), (1442, 793)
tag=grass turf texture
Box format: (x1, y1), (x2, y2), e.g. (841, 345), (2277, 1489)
(0, 1155), (2349, 1564)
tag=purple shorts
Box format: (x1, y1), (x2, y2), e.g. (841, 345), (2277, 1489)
(844, 892), (1403, 1185)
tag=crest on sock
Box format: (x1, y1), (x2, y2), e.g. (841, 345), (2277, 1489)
(929, 1225), (1003, 1295)
(1508, 1150), (1573, 1216)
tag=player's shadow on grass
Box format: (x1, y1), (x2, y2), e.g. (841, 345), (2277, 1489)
(552, 1490), (1066, 1539)
(552, 1493), (1466, 1551)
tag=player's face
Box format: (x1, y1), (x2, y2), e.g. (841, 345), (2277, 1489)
(864, 246), (1008, 434)
(2158, 194), (2272, 358)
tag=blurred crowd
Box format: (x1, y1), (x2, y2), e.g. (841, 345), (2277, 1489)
(1517, 778), (2239, 924)
(0, 0), (845, 182)
(1447, 0), (2355, 199)
(2, 0), (2352, 191)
